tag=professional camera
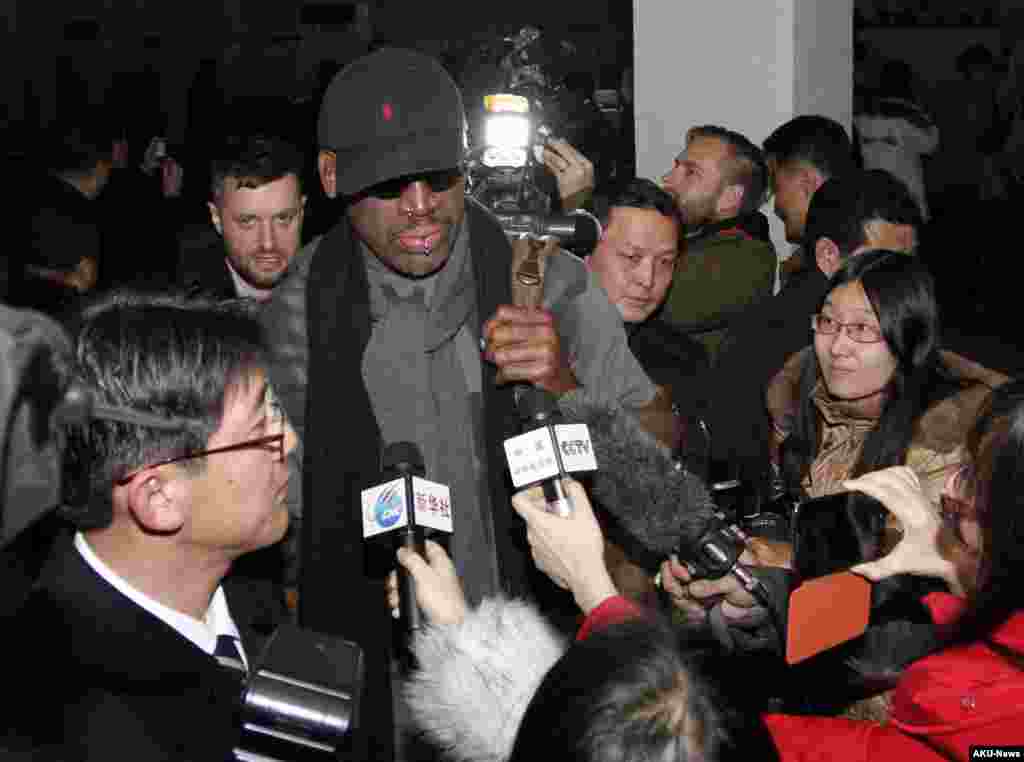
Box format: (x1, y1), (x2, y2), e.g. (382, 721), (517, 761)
(463, 28), (600, 251)
(222, 625), (364, 761)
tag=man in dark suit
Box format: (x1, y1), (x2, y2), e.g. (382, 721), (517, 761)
(7, 292), (298, 760)
(178, 134), (307, 301)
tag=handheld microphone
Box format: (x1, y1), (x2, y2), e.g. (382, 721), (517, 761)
(504, 387), (597, 516)
(556, 394), (761, 595)
(360, 442), (453, 631)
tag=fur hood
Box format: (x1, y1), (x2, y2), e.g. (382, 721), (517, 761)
(405, 596), (566, 762)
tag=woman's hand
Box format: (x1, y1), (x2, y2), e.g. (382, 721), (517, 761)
(659, 537), (785, 626)
(386, 540), (468, 626)
(845, 466), (960, 591)
(511, 478), (617, 614)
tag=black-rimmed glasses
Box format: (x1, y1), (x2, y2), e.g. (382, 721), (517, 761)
(113, 388), (287, 485)
(114, 434), (285, 486)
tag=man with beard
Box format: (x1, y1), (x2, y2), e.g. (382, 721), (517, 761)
(260, 47), (661, 759)
(178, 134), (307, 301)
(659, 125), (776, 361)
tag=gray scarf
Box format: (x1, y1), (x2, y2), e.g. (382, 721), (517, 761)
(361, 223), (501, 605)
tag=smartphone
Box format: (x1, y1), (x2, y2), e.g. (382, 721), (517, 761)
(791, 492), (886, 583)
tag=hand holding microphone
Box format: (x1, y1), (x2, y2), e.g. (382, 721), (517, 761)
(361, 442), (453, 632)
(512, 478), (618, 615)
(387, 540), (468, 627)
(504, 387), (597, 517)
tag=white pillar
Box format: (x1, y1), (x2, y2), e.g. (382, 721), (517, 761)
(634, 0), (853, 262)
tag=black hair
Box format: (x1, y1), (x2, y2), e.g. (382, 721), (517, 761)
(210, 133), (306, 200)
(61, 291), (267, 529)
(508, 618), (779, 762)
(763, 115), (857, 180)
(686, 125), (769, 215)
(599, 177), (683, 231)
(781, 251), (955, 493)
(803, 169), (923, 255)
(947, 380), (1024, 657)
(956, 43), (995, 77)
(877, 60), (916, 101)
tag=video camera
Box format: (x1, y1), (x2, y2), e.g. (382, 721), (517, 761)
(463, 28), (600, 252)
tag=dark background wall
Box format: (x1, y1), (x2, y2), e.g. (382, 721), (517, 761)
(3, 0), (631, 141)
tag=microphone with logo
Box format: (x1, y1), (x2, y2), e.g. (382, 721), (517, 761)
(504, 387), (597, 515)
(360, 442), (453, 632)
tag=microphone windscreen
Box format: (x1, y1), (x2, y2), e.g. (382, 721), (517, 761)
(557, 392), (716, 559)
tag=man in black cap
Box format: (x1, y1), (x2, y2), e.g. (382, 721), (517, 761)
(261, 47), (660, 759)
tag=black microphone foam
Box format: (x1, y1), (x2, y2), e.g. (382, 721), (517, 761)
(557, 393), (717, 559)
(515, 385), (561, 424)
(382, 441), (425, 476)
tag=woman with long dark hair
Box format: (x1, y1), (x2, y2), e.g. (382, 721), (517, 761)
(770, 250), (998, 508)
(392, 381), (1024, 762)
(662, 251), (1005, 627)
(764, 379), (1024, 759)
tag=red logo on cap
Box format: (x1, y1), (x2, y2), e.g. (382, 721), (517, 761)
(382, 103), (394, 121)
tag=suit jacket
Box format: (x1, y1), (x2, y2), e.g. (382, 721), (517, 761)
(6, 531), (283, 761)
(176, 226), (237, 300)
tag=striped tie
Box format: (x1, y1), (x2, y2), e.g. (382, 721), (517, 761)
(214, 634), (245, 672)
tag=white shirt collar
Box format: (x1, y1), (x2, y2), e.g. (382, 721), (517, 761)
(74, 532), (246, 666)
(225, 257), (274, 302)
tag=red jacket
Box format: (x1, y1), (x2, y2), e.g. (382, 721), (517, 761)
(764, 593), (1024, 761)
(575, 595), (644, 641)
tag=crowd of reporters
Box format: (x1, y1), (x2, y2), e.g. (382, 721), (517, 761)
(1, 38), (1023, 762)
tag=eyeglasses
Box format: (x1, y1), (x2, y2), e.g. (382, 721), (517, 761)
(810, 313), (884, 344)
(114, 390), (287, 485)
(358, 167), (464, 200)
(939, 464), (977, 545)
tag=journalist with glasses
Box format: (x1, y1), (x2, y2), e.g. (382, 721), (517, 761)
(6, 292), (300, 760)
(761, 379), (1024, 759)
(660, 253), (1008, 692)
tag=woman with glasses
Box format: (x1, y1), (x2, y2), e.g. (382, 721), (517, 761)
(766, 249), (1006, 509)
(661, 251), (1007, 706)
(763, 379), (1024, 760)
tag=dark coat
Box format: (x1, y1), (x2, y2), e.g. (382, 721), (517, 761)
(6, 531), (283, 761)
(261, 199), (525, 761)
(708, 267), (829, 481)
(176, 227), (237, 300)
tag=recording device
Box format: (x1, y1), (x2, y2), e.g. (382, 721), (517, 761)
(226, 625), (364, 761)
(504, 387), (597, 516)
(791, 492), (888, 583)
(556, 394), (764, 597)
(466, 92), (600, 251)
(491, 209), (600, 251)
(360, 442), (453, 631)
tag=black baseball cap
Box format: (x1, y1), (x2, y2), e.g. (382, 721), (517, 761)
(318, 47), (466, 198)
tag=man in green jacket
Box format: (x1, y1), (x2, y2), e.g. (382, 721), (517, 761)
(660, 125), (776, 362)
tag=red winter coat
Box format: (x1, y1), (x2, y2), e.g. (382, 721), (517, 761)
(764, 593), (1024, 761)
